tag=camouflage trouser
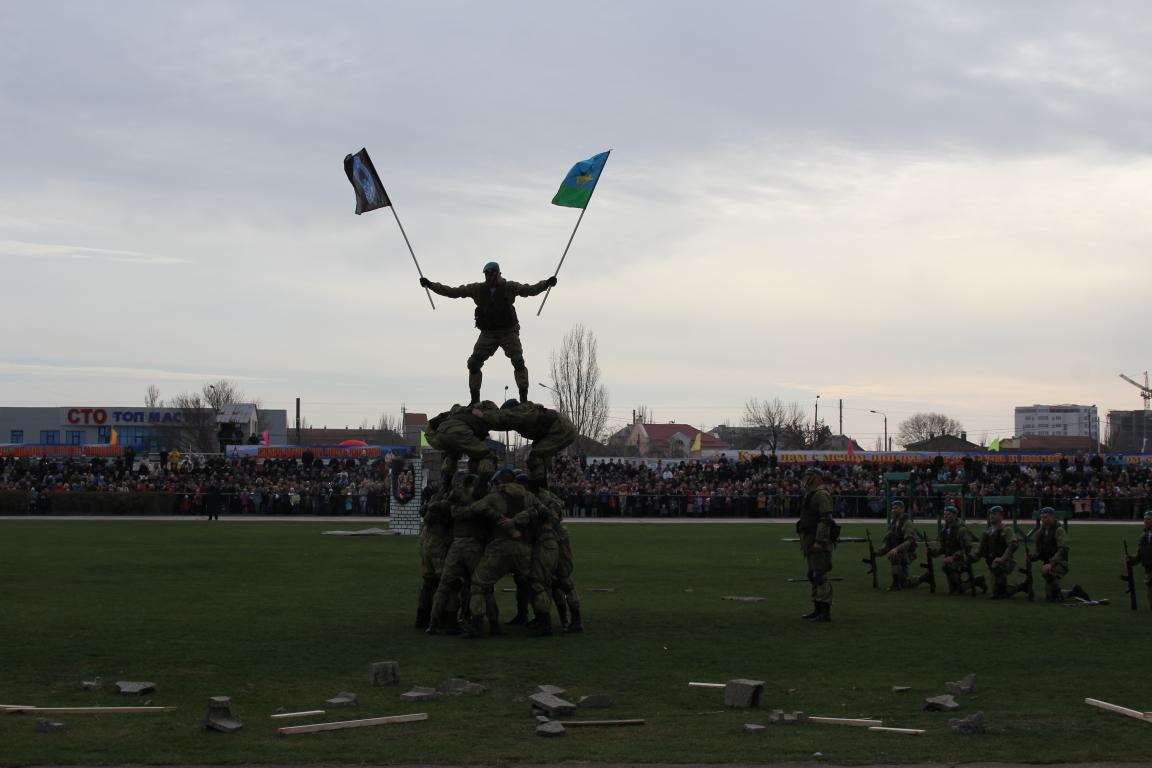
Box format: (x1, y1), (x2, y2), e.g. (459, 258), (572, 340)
(889, 555), (914, 586)
(527, 421), (577, 486)
(418, 533), (450, 618)
(1039, 561), (1069, 600)
(468, 325), (528, 394)
(430, 537), (485, 627)
(942, 556), (973, 593)
(801, 534), (833, 604)
(552, 535), (580, 612)
(1143, 571), (1152, 610)
(530, 536), (559, 613)
(470, 537), (531, 623)
(988, 557), (1016, 595)
(425, 420), (495, 487)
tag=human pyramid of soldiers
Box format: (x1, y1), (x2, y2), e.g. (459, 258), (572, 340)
(412, 261), (579, 639)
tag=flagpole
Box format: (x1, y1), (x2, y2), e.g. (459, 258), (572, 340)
(537, 149), (611, 317)
(389, 204), (436, 310)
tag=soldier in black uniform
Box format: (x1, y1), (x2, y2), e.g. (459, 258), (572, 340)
(420, 262), (555, 404)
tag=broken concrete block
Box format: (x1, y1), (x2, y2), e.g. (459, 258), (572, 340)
(944, 673), (976, 696)
(528, 692), (577, 716)
(923, 694), (960, 712)
(35, 719), (66, 733)
(948, 711), (986, 735)
(744, 723), (766, 733)
(400, 687), (442, 702)
(723, 679), (765, 708)
(577, 694), (613, 708)
(441, 678), (487, 696)
(537, 684), (567, 696)
(536, 720), (566, 737)
(202, 696), (243, 733)
(892, 686), (911, 693)
(116, 681), (156, 696)
(81, 676), (103, 691)
(325, 692), (358, 707)
(767, 709), (805, 724)
(535, 715), (551, 724)
(368, 661), (400, 687)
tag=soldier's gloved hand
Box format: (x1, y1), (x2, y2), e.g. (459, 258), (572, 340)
(498, 516), (515, 530)
(513, 511), (531, 526)
(546, 276), (557, 287)
(419, 277), (431, 287)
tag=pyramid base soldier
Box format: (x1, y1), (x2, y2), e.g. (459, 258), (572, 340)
(416, 484), (452, 629)
(476, 399), (577, 490)
(427, 476), (486, 635)
(426, 404), (498, 493)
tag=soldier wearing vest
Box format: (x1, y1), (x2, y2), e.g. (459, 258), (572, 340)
(977, 505), (1019, 599)
(1125, 510), (1152, 610)
(877, 500), (918, 591)
(415, 483), (452, 630)
(796, 466), (835, 623)
(927, 505), (983, 595)
(464, 468), (544, 637)
(425, 403), (498, 494)
(427, 475), (490, 635)
(476, 399), (577, 489)
(1028, 506), (1090, 602)
(420, 262), (555, 405)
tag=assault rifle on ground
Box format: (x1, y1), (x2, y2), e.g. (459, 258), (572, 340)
(918, 531), (936, 594)
(862, 529), (878, 590)
(1122, 541), (1137, 611)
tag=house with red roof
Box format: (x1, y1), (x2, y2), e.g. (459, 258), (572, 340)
(622, 422), (730, 458)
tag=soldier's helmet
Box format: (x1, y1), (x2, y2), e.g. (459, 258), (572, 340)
(501, 398), (520, 409)
(1040, 506), (1056, 517)
(803, 466), (823, 478)
(491, 467), (516, 483)
(1145, 509), (1152, 519)
(483, 261), (500, 274)
(988, 505), (1004, 516)
(891, 500), (905, 510)
(513, 470), (531, 483)
(477, 400), (499, 410)
(943, 504), (958, 515)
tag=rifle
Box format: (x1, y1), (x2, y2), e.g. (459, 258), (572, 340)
(918, 531), (936, 594)
(862, 529), (879, 589)
(1122, 540), (1137, 611)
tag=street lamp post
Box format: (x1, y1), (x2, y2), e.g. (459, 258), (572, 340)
(813, 394), (820, 448)
(870, 409), (888, 452)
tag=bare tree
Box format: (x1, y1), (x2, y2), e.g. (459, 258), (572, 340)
(634, 404), (652, 424)
(168, 379), (259, 453)
(378, 412), (403, 434)
(145, 384), (162, 408)
(743, 397), (807, 451)
(897, 412), (965, 447)
(547, 324), (610, 443)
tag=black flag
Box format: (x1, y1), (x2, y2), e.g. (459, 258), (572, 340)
(343, 148), (391, 215)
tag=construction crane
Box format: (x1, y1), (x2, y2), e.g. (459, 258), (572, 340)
(1119, 372), (1151, 410)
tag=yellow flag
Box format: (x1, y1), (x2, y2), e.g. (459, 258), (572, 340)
(420, 430), (430, 448)
(110, 427), (118, 446)
(691, 432), (702, 453)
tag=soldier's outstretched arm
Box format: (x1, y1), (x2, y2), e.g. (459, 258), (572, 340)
(419, 278), (474, 299)
(509, 277), (555, 297)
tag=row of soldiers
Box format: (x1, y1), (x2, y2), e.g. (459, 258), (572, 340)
(872, 501), (1104, 602)
(415, 399), (580, 637)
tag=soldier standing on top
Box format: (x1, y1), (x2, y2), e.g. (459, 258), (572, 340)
(420, 262), (555, 405)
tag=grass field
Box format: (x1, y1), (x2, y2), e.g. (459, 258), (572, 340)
(0, 518), (1148, 765)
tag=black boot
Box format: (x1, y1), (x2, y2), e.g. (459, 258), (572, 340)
(518, 386), (529, 404)
(973, 575), (988, 594)
(887, 576), (902, 592)
(555, 599), (570, 630)
(809, 602), (831, 623)
(415, 606), (431, 630)
(564, 604), (584, 633)
(1067, 584), (1091, 602)
(528, 613), (553, 637)
(801, 603), (819, 620)
(461, 614), (486, 639)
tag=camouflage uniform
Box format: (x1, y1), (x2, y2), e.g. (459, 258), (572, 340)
(879, 507), (918, 590)
(465, 478), (538, 637)
(541, 488), (583, 632)
(932, 513), (979, 595)
(426, 483), (488, 634)
(416, 489), (453, 628)
(1030, 513), (1081, 601)
(1133, 515), (1152, 610)
(796, 470), (835, 622)
(478, 402), (577, 489)
(425, 404), (497, 491)
(977, 514), (1018, 599)
(423, 273), (551, 403)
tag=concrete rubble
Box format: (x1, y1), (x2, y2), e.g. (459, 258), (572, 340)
(537, 684), (567, 696)
(368, 661), (400, 687)
(723, 679), (765, 708)
(440, 678), (487, 696)
(744, 723), (766, 733)
(924, 694), (960, 712)
(892, 686), (911, 693)
(35, 719), (66, 733)
(767, 709), (806, 724)
(536, 720), (566, 736)
(116, 681), (156, 696)
(400, 686), (442, 702)
(529, 692), (577, 716)
(202, 696), (243, 733)
(81, 676), (103, 691)
(577, 694), (613, 708)
(948, 711), (986, 735)
(325, 692), (358, 707)
(944, 673), (977, 696)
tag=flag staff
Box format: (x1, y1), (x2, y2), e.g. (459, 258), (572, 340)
(389, 203), (435, 310)
(537, 150), (611, 317)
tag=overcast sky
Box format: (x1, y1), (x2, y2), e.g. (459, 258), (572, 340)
(2, 1), (1151, 446)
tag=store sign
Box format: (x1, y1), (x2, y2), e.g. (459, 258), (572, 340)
(61, 407), (211, 426)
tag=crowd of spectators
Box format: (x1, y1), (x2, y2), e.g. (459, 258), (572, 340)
(1, 450), (1150, 519)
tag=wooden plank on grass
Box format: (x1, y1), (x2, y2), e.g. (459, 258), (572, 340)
(688, 682), (725, 689)
(3, 706), (176, 714)
(271, 710), (326, 719)
(1084, 698), (1152, 723)
(868, 726), (925, 735)
(809, 716), (883, 727)
(563, 719), (646, 727)
(277, 712), (427, 735)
